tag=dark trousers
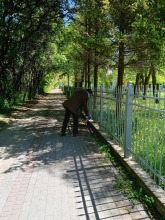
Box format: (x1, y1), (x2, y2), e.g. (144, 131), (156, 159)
(61, 107), (79, 135)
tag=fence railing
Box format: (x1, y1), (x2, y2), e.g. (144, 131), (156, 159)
(63, 84), (165, 190)
(89, 83), (165, 190)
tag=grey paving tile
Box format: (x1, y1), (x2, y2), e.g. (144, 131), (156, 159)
(0, 89), (159, 220)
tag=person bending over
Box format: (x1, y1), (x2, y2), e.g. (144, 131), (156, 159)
(61, 89), (93, 136)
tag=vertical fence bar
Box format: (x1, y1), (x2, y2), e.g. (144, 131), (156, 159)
(100, 85), (103, 129)
(124, 83), (134, 158)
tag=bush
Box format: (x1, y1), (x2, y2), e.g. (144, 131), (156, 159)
(0, 97), (10, 110)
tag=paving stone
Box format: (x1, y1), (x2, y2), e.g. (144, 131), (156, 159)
(0, 89), (160, 220)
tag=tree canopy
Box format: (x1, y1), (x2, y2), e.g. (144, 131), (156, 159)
(0, 0), (65, 106)
(0, 0), (165, 108)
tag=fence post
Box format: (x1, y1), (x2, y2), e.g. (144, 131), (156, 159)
(100, 85), (103, 129)
(124, 82), (134, 158)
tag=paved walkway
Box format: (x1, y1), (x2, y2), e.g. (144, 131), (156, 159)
(0, 89), (160, 220)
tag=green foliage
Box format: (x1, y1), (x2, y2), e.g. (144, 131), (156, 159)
(114, 169), (155, 206)
(0, 0), (165, 105)
(0, 97), (10, 110)
(156, 74), (165, 84)
(12, 92), (27, 105)
(0, 0), (65, 103)
(63, 0), (165, 88)
(97, 138), (155, 208)
(39, 73), (57, 93)
(99, 144), (112, 161)
(0, 91), (27, 114)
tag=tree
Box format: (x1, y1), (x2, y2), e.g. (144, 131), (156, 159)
(129, 0), (165, 96)
(65, 0), (112, 89)
(108, 0), (139, 86)
(0, 0), (65, 104)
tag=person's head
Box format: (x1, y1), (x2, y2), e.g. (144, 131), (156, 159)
(86, 89), (93, 96)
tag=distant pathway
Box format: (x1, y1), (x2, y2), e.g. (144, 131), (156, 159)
(0, 89), (159, 219)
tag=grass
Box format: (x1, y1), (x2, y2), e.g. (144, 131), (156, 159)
(89, 92), (165, 188)
(96, 141), (163, 219)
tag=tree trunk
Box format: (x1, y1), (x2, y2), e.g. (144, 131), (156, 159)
(94, 64), (98, 90)
(94, 49), (98, 90)
(74, 71), (78, 87)
(117, 41), (125, 86)
(134, 73), (140, 96)
(84, 62), (87, 88)
(143, 69), (152, 99)
(151, 65), (159, 103)
(79, 63), (85, 87)
(87, 56), (91, 88)
(116, 41), (125, 118)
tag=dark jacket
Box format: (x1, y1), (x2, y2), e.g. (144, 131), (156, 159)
(63, 89), (89, 116)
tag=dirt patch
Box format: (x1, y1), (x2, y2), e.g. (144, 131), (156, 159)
(0, 99), (38, 131)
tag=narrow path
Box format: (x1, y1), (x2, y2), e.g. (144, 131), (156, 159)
(0, 89), (159, 220)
